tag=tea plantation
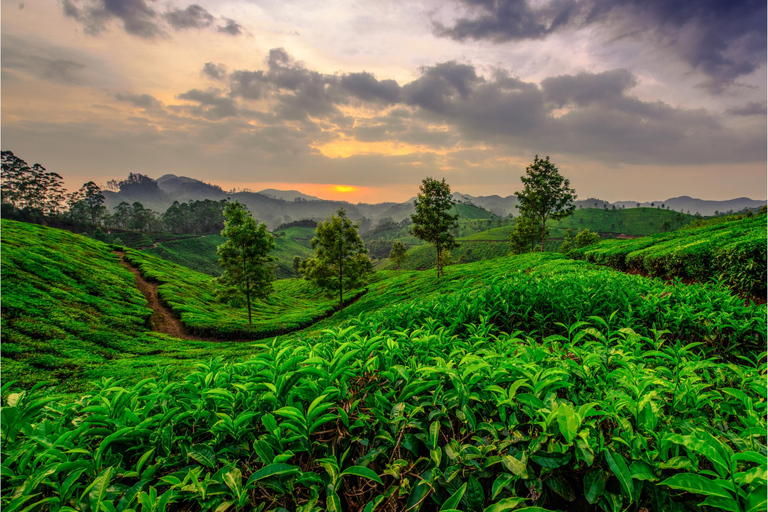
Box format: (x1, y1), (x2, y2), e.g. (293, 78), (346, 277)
(2, 219), (766, 512)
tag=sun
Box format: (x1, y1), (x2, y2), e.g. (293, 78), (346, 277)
(334, 185), (356, 193)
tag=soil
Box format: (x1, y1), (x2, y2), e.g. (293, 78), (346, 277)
(115, 251), (206, 340)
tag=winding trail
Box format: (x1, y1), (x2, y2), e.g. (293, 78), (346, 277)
(115, 251), (203, 340)
(115, 250), (369, 342)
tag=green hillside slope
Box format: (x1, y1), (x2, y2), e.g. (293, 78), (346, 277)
(0, 220), (251, 390)
(572, 213), (767, 296)
(3, 224), (765, 511)
(145, 234), (313, 278)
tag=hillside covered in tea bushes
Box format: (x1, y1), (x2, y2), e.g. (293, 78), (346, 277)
(1, 219), (766, 512)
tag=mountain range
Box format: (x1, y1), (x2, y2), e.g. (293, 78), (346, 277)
(102, 174), (766, 230)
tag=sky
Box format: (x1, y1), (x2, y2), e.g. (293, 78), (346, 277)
(1, 0), (766, 203)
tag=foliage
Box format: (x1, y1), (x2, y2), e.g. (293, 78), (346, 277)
(2, 251), (765, 511)
(68, 182), (106, 228)
(162, 199), (229, 235)
(509, 215), (543, 255)
(216, 202), (277, 325)
(389, 241), (407, 269)
(1, 151), (67, 221)
(411, 177), (459, 278)
(572, 213), (767, 297)
(515, 155), (576, 249)
(0, 220), (253, 392)
(302, 208), (373, 309)
(573, 229), (601, 249)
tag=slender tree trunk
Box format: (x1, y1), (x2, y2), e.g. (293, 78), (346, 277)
(339, 254), (343, 310)
(436, 245), (441, 278)
(541, 216), (547, 252)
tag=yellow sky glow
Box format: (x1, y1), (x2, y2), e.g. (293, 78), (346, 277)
(334, 185), (356, 193)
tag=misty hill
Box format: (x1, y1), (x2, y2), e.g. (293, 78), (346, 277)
(102, 173), (765, 228)
(257, 189), (321, 202)
(613, 196), (766, 216)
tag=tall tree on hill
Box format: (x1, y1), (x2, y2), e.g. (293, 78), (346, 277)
(410, 177), (459, 278)
(515, 156), (576, 251)
(67, 182), (106, 228)
(216, 201), (276, 325)
(302, 208), (372, 310)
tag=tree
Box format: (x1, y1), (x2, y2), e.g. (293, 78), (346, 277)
(67, 182), (106, 228)
(216, 201), (276, 325)
(389, 241), (407, 269)
(509, 214), (543, 254)
(410, 177), (459, 278)
(574, 229), (601, 248)
(515, 155), (576, 250)
(302, 208), (373, 310)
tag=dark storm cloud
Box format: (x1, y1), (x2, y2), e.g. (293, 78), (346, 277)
(176, 89), (239, 119)
(115, 93), (163, 109)
(170, 50), (763, 166)
(164, 4), (214, 30)
(339, 72), (402, 104)
(61, 0), (243, 38)
(727, 102), (767, 117)
(227, 49), (344, 120)
(202, 62), (227, 81)
(541, 69), (636, 107)
(435, 0), (767, 92)
(402, 61), (482, 112)
(217, 18), (243, 35)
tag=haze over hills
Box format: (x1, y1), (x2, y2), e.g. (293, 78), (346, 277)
(102, 174), (766, 229)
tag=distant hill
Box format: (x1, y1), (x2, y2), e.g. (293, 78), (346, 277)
(257, 189), (321, 202)
(101, 173), (765, 228)
(613, 196), (766, 216)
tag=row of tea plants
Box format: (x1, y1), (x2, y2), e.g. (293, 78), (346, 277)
(571, 213), (767, 297)
(3, 259), (765, 511)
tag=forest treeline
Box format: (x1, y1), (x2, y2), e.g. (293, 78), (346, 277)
(1, 151), (227, 235)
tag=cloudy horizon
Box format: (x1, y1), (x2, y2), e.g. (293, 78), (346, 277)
(2, 0), (766, 203)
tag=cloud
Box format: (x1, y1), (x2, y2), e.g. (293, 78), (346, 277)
(217, 18), (243, 35)
(60, 0), (244, 38)
(176, 89), (239, 120)
(164, 4), (214, 30)
(541, 69), (636, 107)
(62, 0), (162, 38)
(435, 0), (767, 92)
(114, 93), (163, 109)
(340, 72), (401, 104)
(727, 102), (767, 117)
(202, 62), (228, 81)
(120, 49), (764, 170)
(1, 36), (88, 85)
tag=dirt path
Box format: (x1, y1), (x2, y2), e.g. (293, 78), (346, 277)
(115, 251), (206, 340)
(115, 250), (369, 342)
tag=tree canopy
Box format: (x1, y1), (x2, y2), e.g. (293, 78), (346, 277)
(216, 201), (276, 325)
(410, 177), (459, 278)
(302, 208), (372, 310)
(515, 155), (576, 250)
